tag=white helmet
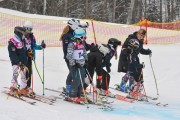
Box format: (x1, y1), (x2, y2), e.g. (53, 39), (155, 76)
(67, 19), (80, 30)
(74, 28), (86, 39)
(79, 21), (89, 29)
(23, 21), (33, 33)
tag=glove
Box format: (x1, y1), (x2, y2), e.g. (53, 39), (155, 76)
(84, 62), (88, 68)
(28, 50), (34, 59)
(18, 62), (25, 70)
(141, 62), (145, 69)
(41, 40), (46, 49)
(147, 49), (152, 56)
(107, 68), (111, 73)
(75, 63), (82, 68)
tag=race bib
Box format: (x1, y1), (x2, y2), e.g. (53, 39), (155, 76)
(73, 50), (84, 60)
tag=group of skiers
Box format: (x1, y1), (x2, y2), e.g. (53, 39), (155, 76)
(8, 18), (152, 103)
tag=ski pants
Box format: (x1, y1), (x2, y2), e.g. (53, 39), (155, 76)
(69, 66), (85, 98)
(11, 65), (27, 89)
(26, 57), (32, 87)
(65, 58), (73, 85)
(96, 69), (110, 90)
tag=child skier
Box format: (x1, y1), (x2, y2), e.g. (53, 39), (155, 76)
(60, 19), (80, 95)
(23, 21), (46, 94)
(96, 38), (121, 97)
(66, 28), (87, 103)
(8, 26), (28, 96)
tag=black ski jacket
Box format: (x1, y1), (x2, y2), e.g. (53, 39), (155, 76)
(118, 32), (151, 73)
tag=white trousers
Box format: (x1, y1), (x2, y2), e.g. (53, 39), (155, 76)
(11, 65), (27, 89)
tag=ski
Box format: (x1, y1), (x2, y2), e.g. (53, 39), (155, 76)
(63, 97), (85, 105)
(45, 87), (114, 110)
(2, 90), (36, 105)
(45, 88), (63, 94)
(140, 100), (168, 107)
(110, 86), (158, 101)
(24, 95), (54, 105)
(115, 94), (135, 103)
(4, 87), (54, 105)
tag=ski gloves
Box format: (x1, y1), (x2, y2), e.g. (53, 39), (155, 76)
(18, 62), (25, 70)
(40, 40), (46, 49)
(147, 49), (152, 56)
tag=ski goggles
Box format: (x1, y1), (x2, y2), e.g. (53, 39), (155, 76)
(25, 27), (33, 33)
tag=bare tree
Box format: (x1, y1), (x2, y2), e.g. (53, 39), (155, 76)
(43, 0), (47, 15)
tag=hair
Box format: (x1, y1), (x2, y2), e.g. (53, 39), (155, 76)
(138, 29), (146, 36)
(59, 25), (70, 41)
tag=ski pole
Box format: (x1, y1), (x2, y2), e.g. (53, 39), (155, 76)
(149, 55), (159, 97)
(42, 40), (45, 96)
(85, 68), (106, 108)
(33, 60), (43, 84)
(91, 19), (97, 45)
(78, 68), (89, 108)
(85, 68), (96, 102)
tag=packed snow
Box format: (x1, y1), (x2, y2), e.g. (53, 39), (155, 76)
(0, 44), (180, 120)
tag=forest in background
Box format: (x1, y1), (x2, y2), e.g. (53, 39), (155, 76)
(0, 0), (179, 24)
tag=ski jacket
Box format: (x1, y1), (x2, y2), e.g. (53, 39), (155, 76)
(62, 29), (74, 59)
(26, 33), (42, 60)
(87, 46), (103, 76)
(102, 44), (115, 73)
(8, 35), (27, 66)
(118, 32), (151, 73)
(66, 42), (87, 67)
(127, 53), (143, 81)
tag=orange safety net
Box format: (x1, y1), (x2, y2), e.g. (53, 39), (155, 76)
(0, 10), (180, 47)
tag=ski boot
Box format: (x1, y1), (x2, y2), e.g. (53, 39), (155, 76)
(66, 97), (81, 104)
(65, 85), (71, 96)
(118, 81), (129, 93)
(9, 87), (18, 96)
(101, 89), (115, 98)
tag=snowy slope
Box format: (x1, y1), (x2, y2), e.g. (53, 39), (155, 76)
(0, 44), (180, 120)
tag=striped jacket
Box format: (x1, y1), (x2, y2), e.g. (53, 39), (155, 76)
(66, 42), (87, 67)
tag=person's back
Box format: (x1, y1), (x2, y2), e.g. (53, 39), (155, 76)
(87, 46), (103, 87)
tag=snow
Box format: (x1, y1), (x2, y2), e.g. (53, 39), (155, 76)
(0, 44), (180, 120)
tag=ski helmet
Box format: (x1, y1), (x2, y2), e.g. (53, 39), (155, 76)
(79, 21), (89, 29)
(128, 39), (139, 50)
(14, 26), (25, 40)
(23, 21), (33, 33)
(67, 19), (80, 30)
(74, 28), (86, 39)
(108, 38), (121, 48)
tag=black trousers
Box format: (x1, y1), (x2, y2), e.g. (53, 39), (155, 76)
(95, 69), (110, 90)
(65, 59), (72, 85)
(26, 57), (32, 87)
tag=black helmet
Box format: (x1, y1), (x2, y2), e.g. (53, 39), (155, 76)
(108, 38), (121, 48)
(14, 27), (25, 40)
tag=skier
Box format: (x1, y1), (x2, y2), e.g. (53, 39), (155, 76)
(96, 38), (121, 97)
(60, 19), (80, 95)
(120, 39), (145, 100)
(86, 45), (103, 89)
(24, 21), (46, 94)
(66, 28), (87, 103)
(117, 29), (152, 92)
(8, 26), (28, 95)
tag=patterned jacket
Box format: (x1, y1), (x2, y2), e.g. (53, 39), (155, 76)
(66, 42), (87, 67)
